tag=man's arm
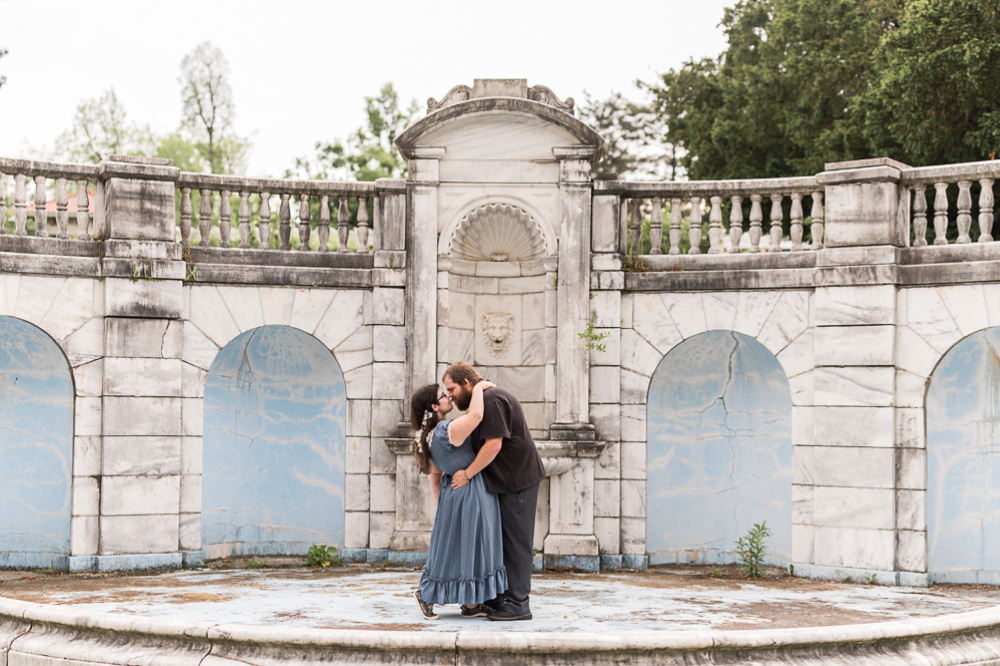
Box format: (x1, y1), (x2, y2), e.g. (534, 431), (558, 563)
(451, 437), (501, 489)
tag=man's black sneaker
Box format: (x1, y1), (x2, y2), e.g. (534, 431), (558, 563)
(460, 604), (491, 618)
(486, 608), (532, 621)
(413, 589), (438, 620)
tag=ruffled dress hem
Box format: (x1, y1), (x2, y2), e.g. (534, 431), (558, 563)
(419, 566), (508, 606)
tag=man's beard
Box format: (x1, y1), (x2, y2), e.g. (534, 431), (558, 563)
(453, 386), (473, 411)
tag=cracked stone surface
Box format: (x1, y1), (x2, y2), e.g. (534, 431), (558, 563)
(4, 564), (1000, 632)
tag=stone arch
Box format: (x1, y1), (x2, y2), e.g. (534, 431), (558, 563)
(202, 325), (347, 556)
(645, 330), (793, 566)
(0, 315), (75, 568)
(926, 326), (1000, 583)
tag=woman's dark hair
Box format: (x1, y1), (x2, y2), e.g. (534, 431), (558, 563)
(409, 383), (441, 475)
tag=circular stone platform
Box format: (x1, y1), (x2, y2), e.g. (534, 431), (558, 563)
(3, 565), (1000, 665)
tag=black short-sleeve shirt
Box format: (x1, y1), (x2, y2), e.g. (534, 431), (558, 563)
(471, 387), (547, 495)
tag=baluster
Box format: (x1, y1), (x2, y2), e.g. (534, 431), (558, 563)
(0, 172), (5, 235)
(956, 180), (972, 244)
(54, 178), (69, 239)
(218, 190), (232, 248)
(317, 194), (330, 252)
(649, 198), (663, 254)
(198, 188), (212, 247)
(238, 191), (251, 249)
(76, 180), (90, 241)
(979, 179), (994, 243)
(911, 187), (928, 247)
(180, 187), (192, 247)
(33, 176), (47, 237)
(357, 196), (370, 252)
(669, 197), (682, 255)
(708, 196), (722, 254)
(789, 193), (804, 251)
(298, 194), (311, 250)
(629, 199), (642, 256)
(748, 194), (762, 252)
(337, 196), (349, 252)
(688, 196), (702, 255)
(811, 190), (825, 249)
(258, 192), (271, 248)
(14, 174), (27, 236)
(279, 193), (291, 250)
(933, 182), (949, 245)
(768, 193), (783, 252)
(728, 195), (743, 253)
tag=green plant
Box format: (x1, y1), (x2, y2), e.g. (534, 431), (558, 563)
(245, 558), (268, 569)
(844, 575), (854, 583)
(388, 252), (395, 269)
(129, 262), (160, 283)
(788, 564), (796, 577)
(711, 567), (722, 576)
(864, 573), (878, 585)
(623, 253), (650, 273)
(579, 310), (611, 353)
(304, 544), (341, 568)
(735, 521), (771, 579)
(185, 264), (198, 283)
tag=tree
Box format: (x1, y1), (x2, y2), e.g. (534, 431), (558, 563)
(0, 48), (8, 91)
(293, 83), (417, 182)
(179, 41), (250, 174)
(54, 88), (155, 163)
(578, 90), (677, 179)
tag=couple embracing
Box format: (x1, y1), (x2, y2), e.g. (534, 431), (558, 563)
(408, 361), (546, 621)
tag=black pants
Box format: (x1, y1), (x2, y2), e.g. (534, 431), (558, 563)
(488, 482), (539, 615)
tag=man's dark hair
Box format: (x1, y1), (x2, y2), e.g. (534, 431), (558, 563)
(443, 361), (483, 387)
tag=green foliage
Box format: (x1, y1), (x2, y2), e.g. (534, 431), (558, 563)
(579, 311), (611, 352)
(649, 0), (1000, 178)
(304, 544), (341, 568)
(245, 559), (269, 569)
(735, 521), (771, 579)
(864, 573), (878, 584)
(577, 91), (676, 178)
(55, 88), (156, 163)
(788, 563), (796, 576)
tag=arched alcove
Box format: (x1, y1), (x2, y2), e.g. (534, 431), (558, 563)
(0, 316), (74, 568)
(646, 330), (792, 566)
(202, 325), (346, 556)
(927, 327), (1000, 583)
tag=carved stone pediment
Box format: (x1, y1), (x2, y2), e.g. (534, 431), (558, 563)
(427, 79), (574, 115)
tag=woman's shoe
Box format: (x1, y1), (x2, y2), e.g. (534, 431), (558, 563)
(414, 589), (439, 620)
(460, 604), (491, 618)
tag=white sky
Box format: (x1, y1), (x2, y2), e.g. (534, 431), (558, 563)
(0, 0), (730, 177)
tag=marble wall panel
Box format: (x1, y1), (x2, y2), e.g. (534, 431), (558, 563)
(647, 330), (792, 566)
(0, 316), (74, 565)
(203, 325), (347, 553)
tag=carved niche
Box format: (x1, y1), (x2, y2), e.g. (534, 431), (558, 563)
(449, 204), (546, 263)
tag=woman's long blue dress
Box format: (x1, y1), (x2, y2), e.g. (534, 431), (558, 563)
(418, 420), (507, 605)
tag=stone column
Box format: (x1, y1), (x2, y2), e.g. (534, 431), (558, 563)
(550, 147), (598, 441)
(384, 148), (442, 555)
(803, 157), (923, 585)
(84, 156), (188, 572)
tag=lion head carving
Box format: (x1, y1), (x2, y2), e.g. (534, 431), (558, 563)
(482, 312), (514, 357)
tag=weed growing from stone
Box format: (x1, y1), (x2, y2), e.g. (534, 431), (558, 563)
(579, 311), (611, 352)
(305, 544), (342, 568)
(245, 559), (269, 569)
(735, 521), (771, 579)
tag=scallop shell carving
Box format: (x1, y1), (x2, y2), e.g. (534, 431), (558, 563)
(450, 204), (545, 262)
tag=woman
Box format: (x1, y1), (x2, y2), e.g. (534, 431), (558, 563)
(409, 380), (506, 620)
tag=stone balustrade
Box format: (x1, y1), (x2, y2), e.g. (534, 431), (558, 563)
(174, 173), (377, 253)
(0, 158), (99, 240)
(595, 176), (823, 257)
(901, 160), (999, 246)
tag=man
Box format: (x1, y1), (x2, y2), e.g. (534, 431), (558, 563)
(442, 361), (546, 621)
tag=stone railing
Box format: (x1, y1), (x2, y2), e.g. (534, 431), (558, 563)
(901, 160), (998, 246)
(174, 173), (377, 253)
(0, 158), (99, 240)
(595, 176), (823, 258)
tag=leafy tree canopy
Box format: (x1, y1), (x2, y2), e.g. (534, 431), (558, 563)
(649, 0), (1000, 179)
(292, 83), (418, 182)
(578, 91), (678, 179)
(55, 88), (156, 163)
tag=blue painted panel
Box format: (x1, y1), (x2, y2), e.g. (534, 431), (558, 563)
(0, 316), (73, 565)
(647, 330), (792, 565)
(927, 327), (1000, 581)
(202, 325), (346, 552)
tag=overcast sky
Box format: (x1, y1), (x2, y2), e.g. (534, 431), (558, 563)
(0, 0), (730, 177)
